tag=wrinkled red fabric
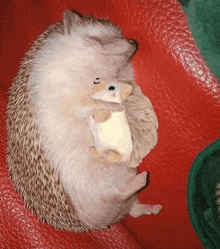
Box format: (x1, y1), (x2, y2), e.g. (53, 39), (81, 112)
(1, 0), (219, 248)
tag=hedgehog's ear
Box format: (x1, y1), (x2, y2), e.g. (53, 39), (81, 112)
(63, 10), (82, 35)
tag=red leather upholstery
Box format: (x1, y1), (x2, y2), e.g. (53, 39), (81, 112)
(1, 0), (219, 248)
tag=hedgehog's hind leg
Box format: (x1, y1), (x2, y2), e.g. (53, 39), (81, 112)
(129, 200), (162, 217)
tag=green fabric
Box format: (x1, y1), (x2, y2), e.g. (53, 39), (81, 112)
(177, 0), (190, 9)
(178, 0), (220, 81)
(188, 139), (220, 249)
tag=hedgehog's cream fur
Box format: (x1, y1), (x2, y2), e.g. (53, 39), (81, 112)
(7, 10), (160, 231)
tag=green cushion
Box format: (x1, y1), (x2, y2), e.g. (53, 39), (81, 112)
(188, 139), (220, 249)
(178, 0), (220, 80)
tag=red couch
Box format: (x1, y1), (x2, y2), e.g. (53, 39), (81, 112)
(1, 0), (219, 248)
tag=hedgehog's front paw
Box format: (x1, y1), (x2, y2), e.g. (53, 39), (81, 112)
(89, 146), (100, 158)
(92, 110), (111, 122)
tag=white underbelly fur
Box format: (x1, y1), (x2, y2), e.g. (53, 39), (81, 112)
(89, 111), (133, 161)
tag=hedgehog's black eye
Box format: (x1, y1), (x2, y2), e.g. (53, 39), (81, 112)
(109, 86), (115, 91)
(93, 78), (100, 84)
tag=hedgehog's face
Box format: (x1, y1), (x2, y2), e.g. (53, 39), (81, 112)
(86, 36), (138, 75)
(63, 10), (138, 66)
(61, 10), (138, 94)
(91, 79), (132, 103)
(72, 36), (137, 95)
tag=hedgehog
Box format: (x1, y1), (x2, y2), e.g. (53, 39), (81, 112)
(7, 10), (160, 232)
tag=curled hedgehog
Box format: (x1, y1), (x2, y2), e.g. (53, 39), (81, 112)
(7, 10), (161, 232)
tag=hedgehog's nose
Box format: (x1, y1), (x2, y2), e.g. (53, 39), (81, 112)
(127, 39), (138, 48)
(109, 86), (115, 91)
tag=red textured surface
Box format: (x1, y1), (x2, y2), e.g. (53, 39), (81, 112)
(0, 0), (220, 248)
